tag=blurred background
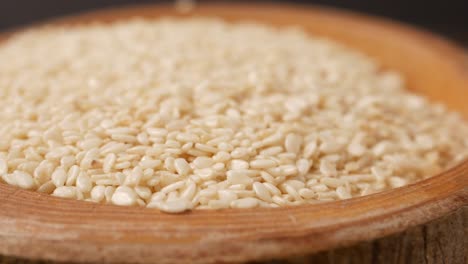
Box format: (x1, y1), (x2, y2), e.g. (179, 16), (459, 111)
(0, 0), (467, 46)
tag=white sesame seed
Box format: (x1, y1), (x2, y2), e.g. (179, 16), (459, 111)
(79, 138), (102, 151)
(284, 180), (306, 190)
(231, 197), (259, 209)
(261, 133), (283, 147)
(253, 182), (272, 202)
(49, 167), (65, 188)
(66, 165), (80, 186)
(146, 128), (168, 138)
(174, 158), (191, 176)
(230, 159), (250, 170)
(213, 151), (231, 162)
(154, 199), (192, 213)
(285, 133), (302, 154)
(321, 177), (345, 188)
(139, 158), (162, 170)
(230, 147), (249, 159)
(127, 146), (148, 155)
(111, 186), (138, 206)
(228, 184), (246, 191)
(319, 160), (337, 177)
(45, 147), (71, 160)
(280, 165), (298, 176)
(192, 157), (214, 169)
(2, 173), (17, 186)
(296, 158), (312, 176)
(160, 180), (185, 193)
(60, 156), (76, 170)
(164, 157), (176, 172)
(303, 140), (318, 159)
(263, 182), (282, 196)
(76, 173), (92, 193)
(388, 176), (407, 188)
(207, 200), (230, 209)
(14, 171), (35, 189)
(37, 181), (56, 194)
(111, 161), (128, 170)
(218, 142), (234, 152)
(284, 184), (302, 201)
(226, 170), (254, 185)
(218, 189), (238, 202)
(180, 181), (197, 200)
(104, 186), (115, 203)
(272, 195), (287, 205)
(250, 159), (277, 169)
(111, 134), (137, 143)
(195, 143), (218, 153)
(136, 132), (150, 145)
(53, 186), (77, 199)
(312, 184), (329, 192)
(123, 166), (143, 187)
(212, 162), (226, 171)
(91, 185), (106, 202)
(43, 126), (62, 142)
(176, 133), (200, 143)
(298, 188), (315, 199)
(194, 168), (215, 180)
(336, 186), (351, 199)
(198, 188), (217, 197)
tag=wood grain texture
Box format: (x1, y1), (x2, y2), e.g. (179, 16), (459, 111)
(2, 208), (466, 264)
(263, 207), (467, 264)
(0, 3), (467, 264)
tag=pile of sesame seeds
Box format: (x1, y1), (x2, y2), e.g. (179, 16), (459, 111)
(0, 19), (467, 213)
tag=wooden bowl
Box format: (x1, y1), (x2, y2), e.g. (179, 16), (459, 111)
(0, 3), (467, 264)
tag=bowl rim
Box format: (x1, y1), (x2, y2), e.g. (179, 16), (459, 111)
(0, 3), (467, 264)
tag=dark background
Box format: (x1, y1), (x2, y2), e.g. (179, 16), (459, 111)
(0, 0), (467, 45)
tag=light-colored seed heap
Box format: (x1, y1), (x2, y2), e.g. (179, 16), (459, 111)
(0, 19), (467, 213)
